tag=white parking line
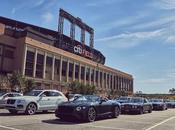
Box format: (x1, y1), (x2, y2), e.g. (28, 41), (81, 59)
(145, 116), (175, 130)
(0, 125), (22, 130)
(79, 124), (135, 130)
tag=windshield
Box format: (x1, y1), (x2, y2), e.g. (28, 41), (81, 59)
(24, 90), (43, 96)
(118, 97), (130, 101)
(129, 98), (143, 103)
(0, 92), (6, 97)
(150, 99), (163, 102)
(74, 95), (100, 102)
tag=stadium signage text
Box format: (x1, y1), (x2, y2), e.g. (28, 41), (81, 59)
(74, 45), (93, 59)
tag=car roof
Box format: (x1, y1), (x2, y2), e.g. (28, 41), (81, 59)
(33, 89), (60, 92)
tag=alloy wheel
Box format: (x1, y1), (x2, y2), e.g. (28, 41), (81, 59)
(87, 107), (96, 122)
(26, 103), (37, 115)
(113, 106), (120, 118)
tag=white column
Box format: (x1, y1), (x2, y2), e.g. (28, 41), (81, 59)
(109, 73), (111, 89)
(59, 56), (62, 82)
(66, 60), (69, 82)
(84, 66), (87, 85)
(98, 70), (100, 88)
(102, 71), (104, 89)
(105, 73), (108, 89)
(89, 67), (91, 85)
(78, 63), (81, 82)
(112, 74), (114, 90)
(93, 68), (96, 86)
(33, 49), (37, 77)
(43, 52), (47, 79)
(72, 62), (75, 81)
(52, 56), (55, 80)
(22, 44), (27, 75)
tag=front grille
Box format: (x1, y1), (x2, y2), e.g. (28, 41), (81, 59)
(58, 106), (74, 113)
(124, 105), (132, 109)
(7, 99), (16, 104)
(153, 104), (158, 107)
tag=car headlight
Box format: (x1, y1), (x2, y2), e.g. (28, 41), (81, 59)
(17, 100), (26, 104)
(75, 106), (86, 111)
(76, 107), (82, 111)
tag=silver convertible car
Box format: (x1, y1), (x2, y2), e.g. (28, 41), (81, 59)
(5, 90), (67, 115)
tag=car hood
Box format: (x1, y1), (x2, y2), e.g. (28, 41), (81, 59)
(166, 102), (175, 104)
(122, 103), (142, 106)
(60, 101), (93, 107)
(7, 96), (39, 101)
(117, 100), (128, 103)
(151, 102), (164, 105)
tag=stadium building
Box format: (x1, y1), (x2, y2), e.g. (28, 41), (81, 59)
(0, 9), (133, 95)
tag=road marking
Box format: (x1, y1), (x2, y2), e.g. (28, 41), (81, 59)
(0, 125), (22, 130)
(145, 116), (175, 130)
(79, 124), (135, 130)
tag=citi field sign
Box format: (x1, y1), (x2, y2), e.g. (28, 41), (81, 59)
(73, 45), (93, 59)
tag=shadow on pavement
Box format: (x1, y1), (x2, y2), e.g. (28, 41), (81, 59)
(42, 118), (84, 125)
(0, 111), (54, 116)
(42, 116), (118, 125)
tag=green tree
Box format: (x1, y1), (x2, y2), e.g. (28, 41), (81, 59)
(0, 75), (9, 91)
(169, 88), (175, 95)
(69, 81), (96, 95)
(8, 71), (26, 92)
(24, 79), (35, 93)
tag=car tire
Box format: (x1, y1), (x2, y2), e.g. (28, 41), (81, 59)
(25, 103), (37, 115)
(8, 109), (17, 114)
(139, 108), (144, 114)
(112, 106), (120, 118)
(162, 106), (165, 111)
(148, 107), (152, 113)
(86, 107), (96, 122)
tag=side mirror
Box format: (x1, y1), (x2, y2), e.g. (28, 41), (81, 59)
(40, 94), (46, 98)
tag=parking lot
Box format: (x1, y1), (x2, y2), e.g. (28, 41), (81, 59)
(0, 109), (175, 130)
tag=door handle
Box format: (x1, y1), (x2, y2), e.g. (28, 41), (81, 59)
(47, 98), (50, 100)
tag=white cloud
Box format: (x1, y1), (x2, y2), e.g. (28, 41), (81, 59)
(95, 29), (164, 49)
(131, 15), (175, 30)
(41, 12), (54, 23)
(138, 69), (175, 84)
(86, 0), (119, 7)
(138, 78), (168, 84)
(155, 0), (175, 10)
(34, 0), (45, 7)
(167, 69), (175, 78)
(166, 36), (175, 44)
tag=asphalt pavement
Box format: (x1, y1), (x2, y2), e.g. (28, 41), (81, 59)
(0, 109), (175, 130)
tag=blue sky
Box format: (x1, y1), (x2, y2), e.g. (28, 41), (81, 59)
(1, 0), (175, 93)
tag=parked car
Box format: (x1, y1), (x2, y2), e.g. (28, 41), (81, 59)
(149, 99), (167, 110)
(164, 99), (175, 108)
(55, 95), (121, 122)
(121, 97), (152, 114)
(68, 94), (82, 101)
(114, 96), (132, 104)
(5, 90), (67, 115)
(0, 92), (22, 108)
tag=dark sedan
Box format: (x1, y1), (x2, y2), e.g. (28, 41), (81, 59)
(149, 99), (167, 110)
(121, 97), (152, 114)
(55, 95), (121, 122)
(165, 100), (175, 108)
(114, 96), (132, 104)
